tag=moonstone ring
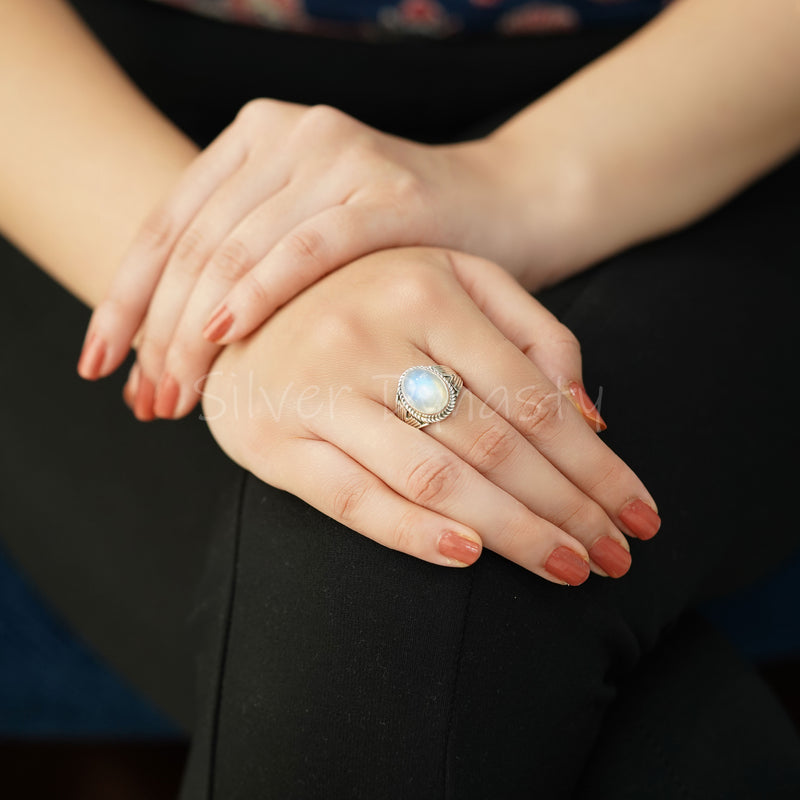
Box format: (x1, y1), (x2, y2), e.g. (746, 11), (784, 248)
(395, 365), (463, 429)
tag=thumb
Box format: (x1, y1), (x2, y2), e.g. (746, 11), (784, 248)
(445, 249), (606, 432)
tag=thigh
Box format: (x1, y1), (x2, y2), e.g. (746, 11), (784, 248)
(576, 614), (800, 800)
(193, 474), (639, 800)
(191, 481), (800, 800)
(8, 4), (799, 794)
(2, 0), (633, 763)
(186, 156), (800, 799)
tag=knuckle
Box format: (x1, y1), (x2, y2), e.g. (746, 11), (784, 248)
(211, 239), (251, 282)
(281, 226), (327, 267)
(392, 507), (422, 554)
(139, 208), (174, 251)
(552, 322), (581, 354)
(305, 310), (362, 355)
(392, 172), (429, 211)
(490, 514), (525, 553)
(550, 499), (604, 533)
(404, 453), (459, 507)
(331, 475), (371, 524)
(138, 333), (167, 365)
(172, 227), (207, 271)
(374, 173), (432, 233)
(582, 460), (623, 496)
(340, 138), (376, 168)
(547, 323), (582, 376)
(240, 271), (270, 309)
(236, 97), (274, 126)
(466, 423), (521, 475)
(515, 385), (564, 441)
(163, 336), (193, 374)
(101, 295), (139, 324)
(335, 135), (383, 178)
(383, 265), (444, 310)
(300, 104), (349, 135)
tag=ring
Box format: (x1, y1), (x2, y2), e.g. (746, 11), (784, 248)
(395, 365), (463, 429)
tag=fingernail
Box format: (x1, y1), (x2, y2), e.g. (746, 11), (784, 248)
(122, 381), (134, 410)
(203, 305), (233, 342)
(588, 536), (632, 578)
(565, 381), (607, 432)
(129, 362), (141, 393)
(544, 546), (590, 585)
(77, 333), (107, 380)
(438, 531), (482, 566)
(133, 372), (156, 422)
(122, 363), (140, 410)
(154, 372), (180, 419)
(618, 498), (661, 540)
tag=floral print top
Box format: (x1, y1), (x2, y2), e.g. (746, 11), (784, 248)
(145, 0), (669, 39)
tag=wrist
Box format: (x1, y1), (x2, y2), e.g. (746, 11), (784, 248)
(470, 124), (600, 290)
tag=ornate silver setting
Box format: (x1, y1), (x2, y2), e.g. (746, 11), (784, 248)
(395, 364), (463, 429)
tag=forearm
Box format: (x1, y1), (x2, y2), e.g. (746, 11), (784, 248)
(491, 0), (800, 286)
(0, 0), (197, 308)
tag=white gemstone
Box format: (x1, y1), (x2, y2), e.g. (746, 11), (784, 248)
(402, 367), (449, 416)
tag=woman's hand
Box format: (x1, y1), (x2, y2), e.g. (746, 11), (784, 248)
(77, 100), (570, 419)
(200, 247), (659, 585)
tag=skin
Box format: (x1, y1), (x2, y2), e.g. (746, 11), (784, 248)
(5, 0), (799, 578)
(75, 0), (800, 420)
(0, 0), (636, 582)
(200, 247), (654, 581)
(0, 0), (197, 306)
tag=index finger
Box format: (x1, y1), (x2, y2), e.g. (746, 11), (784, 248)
(78, 121), (248, 379)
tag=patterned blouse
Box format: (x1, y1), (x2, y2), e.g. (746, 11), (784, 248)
(145, 0), (669, 39)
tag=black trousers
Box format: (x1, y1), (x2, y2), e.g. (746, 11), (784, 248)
(2, 1), (800, 797)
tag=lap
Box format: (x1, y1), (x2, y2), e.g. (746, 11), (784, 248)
(3, 153), (799, 797)
(186, 156), (800, 797)
(2, 4), (799, 792)
(3, 150), (800, 798)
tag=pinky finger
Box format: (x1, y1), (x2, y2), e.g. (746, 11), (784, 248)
(447, 250), (606, 432)
(272, 438), (483, 568)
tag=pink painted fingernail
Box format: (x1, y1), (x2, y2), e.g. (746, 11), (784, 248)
(122, 381), (134, 410)
(565, 381), (607, 432)
(203, 305), (233, 342)
(77, 333), (107, 380)
(129, 362), (141, 393)
(544, 546), (590, 585)
(122, 363), (140, 410)
(588, 536), (632, 578)
(133, 372), (156, 422)
(618, 498), (661, 540)
(154, 372), (180, 419)
(438, 531), (482, 566)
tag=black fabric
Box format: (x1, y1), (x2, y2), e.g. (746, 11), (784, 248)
(1, 0), (799, 796)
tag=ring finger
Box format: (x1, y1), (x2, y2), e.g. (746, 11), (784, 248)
(310, 393), (593, 586)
